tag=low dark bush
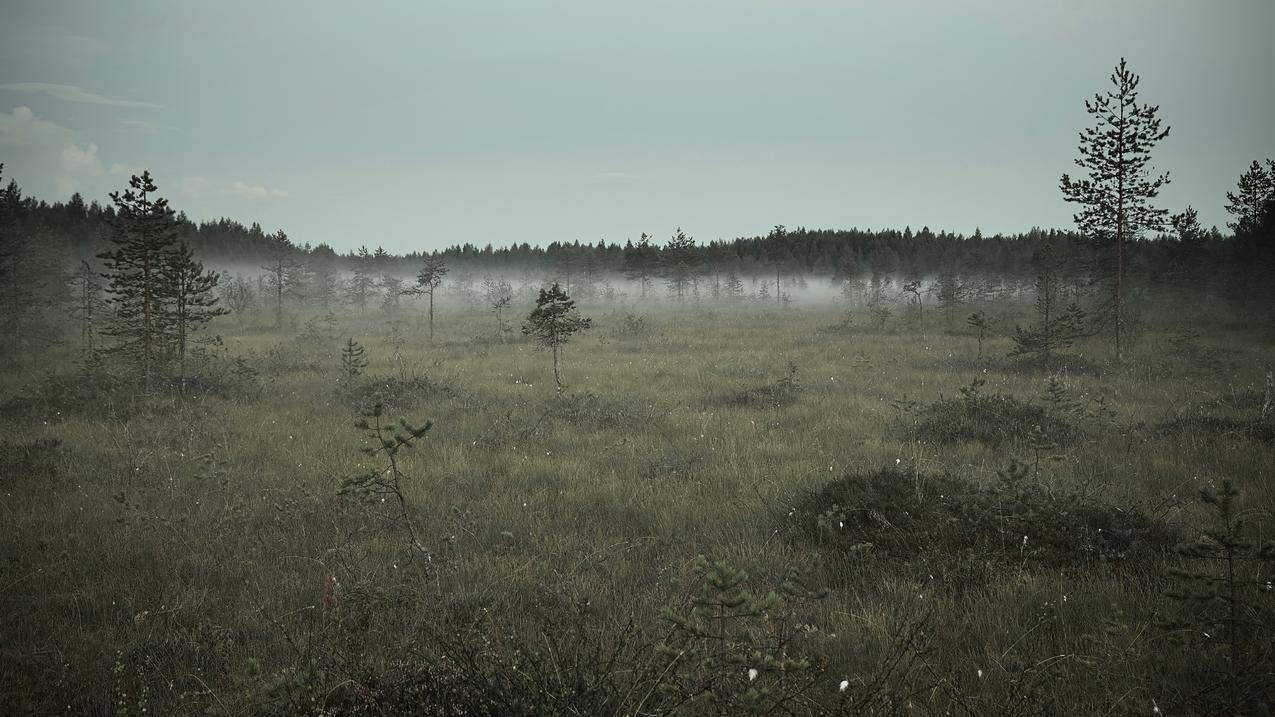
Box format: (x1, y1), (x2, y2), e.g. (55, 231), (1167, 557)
(904, 379), (1075, 446)
(790, 465), (1178, 571)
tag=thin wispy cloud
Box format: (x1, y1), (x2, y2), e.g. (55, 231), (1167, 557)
(229, 181), (289, 200)
(0, 82), (158, 109)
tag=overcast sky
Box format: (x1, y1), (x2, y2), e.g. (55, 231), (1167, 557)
(1, 1), (1272, 253)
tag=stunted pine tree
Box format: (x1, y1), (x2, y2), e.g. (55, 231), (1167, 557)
(406, 255), (447, 339)
(766, 224), (789, 306)
(1060, 58), (1170, 362)
(723, 267), (745, 302)
(98, 171), (180, 389)
(221, 275), (255, 324)
(162, 241), (228, 392)
(522, 282), (591, 393)
(262, 229), (304, 328)
(1010, 245), (1086, 366)
(483, 277), (513, 337)
(346, 246), (377, 314)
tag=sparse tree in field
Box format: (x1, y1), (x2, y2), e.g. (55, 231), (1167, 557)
(483, 277), (513, 337)
(98, 171), (180, 389)
(967, 310), (989, 361)
(379, 274), (404, 315)
(406, 255), (448, 339)
(866, 273), (891, 329)
(221, 275), (255, 324)
(663, 228), (698, 304)
(345, 246), (377, 315)
(340, 337), (368, 378)
(935, 273), (963, 324)
(723, 268), (745, 302)
(162, 240), (228, 392)
(622, 233), (659, 300)
(1224, 159), (1274, 235)
(1009, 245), (1086, 365)
(338, 402), (432, 557)
(522, 282), (591, 393)
(1060, 58), (1170, 362)
(262, 229), (305, 328)
(901, 280), (923, 332)
(766, 224), (789, 306)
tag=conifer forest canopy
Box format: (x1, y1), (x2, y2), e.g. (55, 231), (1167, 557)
(1, 2), (1274, 714)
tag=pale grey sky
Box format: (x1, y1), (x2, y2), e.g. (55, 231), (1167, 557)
(1, 1), (1271, 252)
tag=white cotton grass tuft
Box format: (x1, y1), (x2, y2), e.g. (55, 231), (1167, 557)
(838, 679), (849, 692)
(748, 668), (758, 681)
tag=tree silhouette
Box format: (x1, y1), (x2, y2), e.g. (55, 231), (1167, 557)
(522, 282), (591, 393)
(406, 255), (448, 339)
(98, 171), (180, 389)
(1060, 58), (1170, 362)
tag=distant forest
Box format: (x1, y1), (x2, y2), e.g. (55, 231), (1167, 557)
(1, 171), (1265, 280)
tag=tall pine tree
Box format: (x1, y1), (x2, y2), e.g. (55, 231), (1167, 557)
(98, 171), (180, 388)
(1060, 58), (1169, 362)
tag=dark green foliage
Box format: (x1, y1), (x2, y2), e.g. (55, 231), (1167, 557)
(1162, 480), (1275, 715)
(1060, 58), (1170, 361)
(622, 232), (659, 300)
(522, 282), (591, 393)
(340, 337), (368, 378)
(98, 171), (180, 388)
(1009, 245), (1086, 366)
(793, 465), (1177, 571)
(662, 228), (698, 303)
(345, 246), (378, 314)
(905, 378), (1075, 447)
(1225, 159), (1274, 235)
(162, 240), (228, 392)
(654, 556), (828, 714)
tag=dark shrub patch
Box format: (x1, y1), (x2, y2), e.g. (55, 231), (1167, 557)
(790, 466), (1177, 571)
(905, 379), (1075, 446)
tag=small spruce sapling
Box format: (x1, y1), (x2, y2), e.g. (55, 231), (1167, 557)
(1163, 480), (1275, 714)
(967, 311), (990, 361)
(340, 337), (368, 378)
(522, 282), (591, 393)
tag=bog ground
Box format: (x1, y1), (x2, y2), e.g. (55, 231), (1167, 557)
(2, 304), (1272, 714)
